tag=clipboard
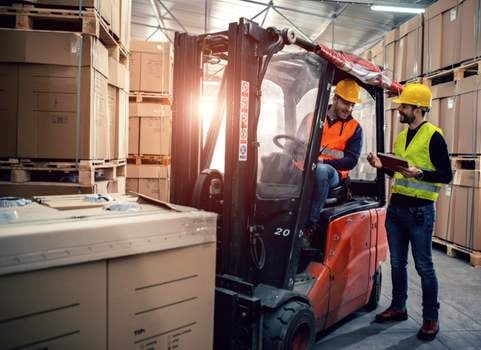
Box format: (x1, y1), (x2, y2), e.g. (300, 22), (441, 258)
(378, 153), (409, 171)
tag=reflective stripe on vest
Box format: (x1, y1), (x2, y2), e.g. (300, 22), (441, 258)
(393, 179), (441, 193)
(392, 122), (444, 201)
(322, 148), (345, 159)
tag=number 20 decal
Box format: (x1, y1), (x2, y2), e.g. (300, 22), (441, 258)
(274, 228), (291, 237)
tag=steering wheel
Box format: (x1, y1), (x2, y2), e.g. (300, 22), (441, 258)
(273, 134), (306, 151)
(272, 134), (307, 164)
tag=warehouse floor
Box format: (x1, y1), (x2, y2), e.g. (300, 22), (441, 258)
(315, 248), (481, 349)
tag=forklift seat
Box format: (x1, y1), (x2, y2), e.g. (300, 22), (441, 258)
(324, 176), (351, 207)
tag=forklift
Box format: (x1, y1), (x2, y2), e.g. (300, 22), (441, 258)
(171, 18), (400, 350)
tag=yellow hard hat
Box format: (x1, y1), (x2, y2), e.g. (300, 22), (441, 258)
(393, 83), (432, 108)
(334, 79), (362, 104)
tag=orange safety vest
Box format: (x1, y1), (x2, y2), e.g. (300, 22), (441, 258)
(306, 113), (360, 179)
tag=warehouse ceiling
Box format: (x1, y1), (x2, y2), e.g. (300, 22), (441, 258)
(131, 0), (437, 54)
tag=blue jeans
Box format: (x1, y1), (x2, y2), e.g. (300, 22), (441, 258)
(386, 203), (439, 321)
(308, 163), (339, 226)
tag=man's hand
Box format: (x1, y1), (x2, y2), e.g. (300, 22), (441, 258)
(367, 152), (382, 169)
(397, 166), (422, 178)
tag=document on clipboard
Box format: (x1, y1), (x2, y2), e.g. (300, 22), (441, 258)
(377, 153), (409, 171)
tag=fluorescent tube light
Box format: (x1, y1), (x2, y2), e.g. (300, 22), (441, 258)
(371, 5), (425, 14)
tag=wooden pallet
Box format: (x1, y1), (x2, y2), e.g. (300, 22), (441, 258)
(0, 158), (126, 186)
(127, 155), (171, 166)
(432, 236), (481, 267)
(422, 58), (481, 87)
(451, 156), (481, 171)
(0, 4), (128, 62)
(129, 92), (172, 104)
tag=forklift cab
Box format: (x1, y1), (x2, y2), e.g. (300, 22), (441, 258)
(171, 18), (393, 350)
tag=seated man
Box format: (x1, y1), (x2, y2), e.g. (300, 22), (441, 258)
(303, 79), (363, 235)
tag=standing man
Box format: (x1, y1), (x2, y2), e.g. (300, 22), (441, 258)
(368, 83), (452, 341)
(304, 79), (363, 234)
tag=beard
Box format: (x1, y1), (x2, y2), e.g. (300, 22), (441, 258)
(399, 110), (416, 124)
(335, 104), (350, 120)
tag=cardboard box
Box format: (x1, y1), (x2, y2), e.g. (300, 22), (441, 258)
(126, 177), (138, 193)
(434, 184), (453, 241)
(130, 41), (172, 93)
(127, 164), (169, 178)
(396, 15), (423, 82)
(450, 184), (481, 250)
(0, 194), (216, 349)
(424, 0), (481, 73)
(430, 81), (456, 151)
(0, 262), (106, 350)
(120, 0), (132, 49)
(459, 0), (481, 63)
(18, 64), (109, 159)
(370, 40), (384, 67)
(108, 86), (128, 159)
(138, 177), (170, 200)
(129, 102), (172, 155)
(110, 0), (121, 38)
(0, 63), (18, 157)
(384, 28), (398, 80)
(108, 85), (117, 159)
(116, 89), (128, 159)
(108, 243), (215, 350)
(139, 117), (171, 155)
(129, 116), (140, 155)
(454, 76), (481, 154)
(454, 169), (481, 187)
(0, 29), (109, 78)
(127, 164), (170, 200)
(108, 56), (128, 90)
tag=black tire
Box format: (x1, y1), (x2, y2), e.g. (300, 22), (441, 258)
(365, 266), (382, 311)
(263, 301), (315, 350)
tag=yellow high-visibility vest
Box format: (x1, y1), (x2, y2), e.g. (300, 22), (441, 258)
(392, 122), (443, 201)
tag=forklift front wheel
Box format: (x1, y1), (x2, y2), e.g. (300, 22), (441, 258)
(365, 265), (382, 311)
(263, 301), (315, 350)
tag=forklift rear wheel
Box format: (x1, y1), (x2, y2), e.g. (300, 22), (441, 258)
(263, 301), (315, 350)
(365, 266), (382, 311)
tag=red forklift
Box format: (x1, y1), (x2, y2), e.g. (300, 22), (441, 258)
(170, 18), (399, 350)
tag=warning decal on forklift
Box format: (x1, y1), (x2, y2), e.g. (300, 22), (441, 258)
(239, 80), (249, 161)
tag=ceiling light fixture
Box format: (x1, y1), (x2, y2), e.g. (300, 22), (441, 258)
(371, 5), (425, 14)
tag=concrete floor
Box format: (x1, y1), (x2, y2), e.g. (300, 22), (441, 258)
(315, 248), (481, 349)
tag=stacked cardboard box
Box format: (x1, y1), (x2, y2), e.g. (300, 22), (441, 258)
(396, 14), (424, 82)
(0, 29), (129, 160)
(447, 169), (481, 250)
(129, 41), (172, 94)
(127, 40), (173, 201)
(0, 1), (131, 196)
(424, 0), (481, 75)
(453, 76), (481, 154)
(129, 102), (172, 155)
(126, 164), (170, 201)
(384, 28), (399, 81)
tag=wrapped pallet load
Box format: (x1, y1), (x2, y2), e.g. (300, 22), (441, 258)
(0, 194), (216, 350)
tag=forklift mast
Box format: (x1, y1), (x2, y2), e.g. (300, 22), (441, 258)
(172, 19), (300, 282)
